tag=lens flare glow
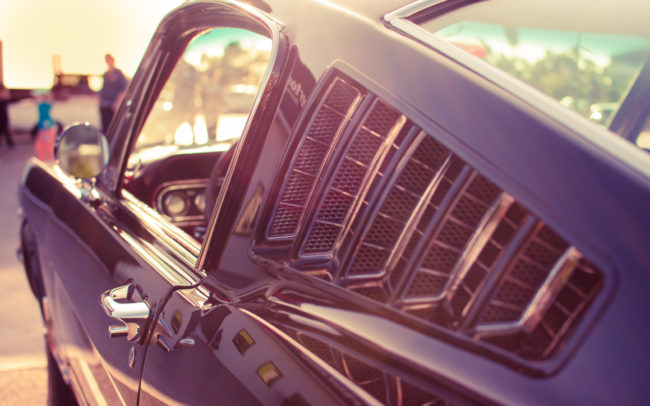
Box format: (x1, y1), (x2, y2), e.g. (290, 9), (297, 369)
(174, 122), (194, 146)
(193, 114), (209, 145)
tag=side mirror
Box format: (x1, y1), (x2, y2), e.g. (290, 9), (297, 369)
(55, 123), (109, 179)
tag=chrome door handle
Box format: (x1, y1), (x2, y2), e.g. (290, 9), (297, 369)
(100, 284), (150, 343)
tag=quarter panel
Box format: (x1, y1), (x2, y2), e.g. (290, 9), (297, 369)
(140, 292), (353, 406)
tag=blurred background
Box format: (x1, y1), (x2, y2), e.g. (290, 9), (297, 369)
(0, 1), (182, 404)
(0, 0), (183, 130)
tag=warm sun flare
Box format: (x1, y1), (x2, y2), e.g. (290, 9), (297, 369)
(0, 0), (182, 89)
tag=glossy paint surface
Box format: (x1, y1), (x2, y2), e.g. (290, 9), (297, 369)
(18, 0), (650, 405)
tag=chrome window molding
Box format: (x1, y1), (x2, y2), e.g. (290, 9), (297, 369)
(122, 189), (202, 264)
(198, 7), (286, 222)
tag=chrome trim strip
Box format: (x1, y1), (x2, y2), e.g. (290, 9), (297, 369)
(122, 189), (202, 261)
(383, 0), (447, 22)
(442, 192), (515, 310)
(473, 246), (582, 338)
(316, 113), (409, 258)
(384, 139), (452, 279)
(116, 223), (200, 286)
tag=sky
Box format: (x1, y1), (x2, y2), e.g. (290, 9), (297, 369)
(0, 0), (184, 89)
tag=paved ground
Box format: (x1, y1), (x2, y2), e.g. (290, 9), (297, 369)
(0, 132), (48, 405)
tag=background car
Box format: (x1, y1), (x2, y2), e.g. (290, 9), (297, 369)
(18, 0), (650, 405)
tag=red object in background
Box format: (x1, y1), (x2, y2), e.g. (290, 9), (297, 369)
(34, 126), (56, 161)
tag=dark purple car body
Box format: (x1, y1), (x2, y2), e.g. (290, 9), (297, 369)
(18, 0), (650, 404)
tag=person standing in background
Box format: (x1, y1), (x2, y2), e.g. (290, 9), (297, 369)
(0, 84), (14, 148)
(99, 54), (127, 133)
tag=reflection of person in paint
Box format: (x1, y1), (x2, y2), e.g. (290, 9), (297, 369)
(99, 54), (127, 133)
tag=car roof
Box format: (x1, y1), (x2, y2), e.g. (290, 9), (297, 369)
(411, 0), (650, 38)
(277, 0), (650, 38)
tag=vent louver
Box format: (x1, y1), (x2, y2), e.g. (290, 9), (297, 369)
(302, 99), (402, 256)
(268, 78), (361, 238)
(258, 74), (605, 368)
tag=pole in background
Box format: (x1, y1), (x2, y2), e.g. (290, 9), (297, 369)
(52, 54), (62, 76)
(0, 40), (4, 85)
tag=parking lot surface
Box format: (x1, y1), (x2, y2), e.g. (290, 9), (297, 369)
(0, 134), (47, 405)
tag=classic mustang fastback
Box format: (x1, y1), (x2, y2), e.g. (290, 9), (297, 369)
(19, 0), (650, 405)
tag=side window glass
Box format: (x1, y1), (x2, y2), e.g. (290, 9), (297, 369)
(414, 0), (650, 151)
(123, 27), (271, 242)
(428, 22), (649, 129)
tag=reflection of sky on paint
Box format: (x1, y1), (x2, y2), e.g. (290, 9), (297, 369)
(183, 28), (272, 70)
(435, 22), (650, 68)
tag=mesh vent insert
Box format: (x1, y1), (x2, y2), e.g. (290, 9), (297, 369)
(261, 75), (605, 369)
(268, 77), (361, 238)
(301, 99), (403, 256)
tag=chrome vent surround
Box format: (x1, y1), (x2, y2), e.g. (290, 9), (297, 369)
(290, 331), (456, 406)
(260, 74), (604, 365)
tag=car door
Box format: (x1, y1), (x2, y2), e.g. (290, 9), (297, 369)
(17, 3), (282, 405)
(18, 36), (175, 406)
(107, 2), (317, 404)
(16, 14), (208, 406)
(20, 158), (155, 405)
(127, 0), (353, 403)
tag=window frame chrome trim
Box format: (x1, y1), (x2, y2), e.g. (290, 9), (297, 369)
(122, 189), (202, 264)
(197, 0), (290, 273)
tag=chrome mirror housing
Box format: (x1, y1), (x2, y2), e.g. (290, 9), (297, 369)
(55, 123), (109, 179)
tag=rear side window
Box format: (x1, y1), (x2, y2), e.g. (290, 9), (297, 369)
(417, 0), (650, 134)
